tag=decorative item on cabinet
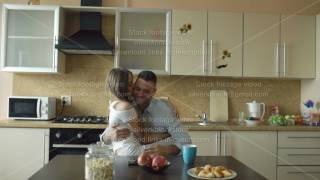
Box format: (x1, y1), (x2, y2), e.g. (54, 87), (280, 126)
(221, 49), (231, 60)
(216, 49), (231, 69)
(27, 0), (40, 5)
(179, 23), (192, 34)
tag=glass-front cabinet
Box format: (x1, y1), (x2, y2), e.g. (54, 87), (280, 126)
(115, 9), (171, 74)
(1, 4), (64, 73)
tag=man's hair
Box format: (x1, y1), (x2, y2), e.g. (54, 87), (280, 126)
(137, 70), (157, 85)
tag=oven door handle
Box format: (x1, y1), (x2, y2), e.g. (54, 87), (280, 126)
(52, 144), (91, 148)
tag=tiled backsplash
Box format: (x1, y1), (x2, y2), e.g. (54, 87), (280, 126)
(12, 56), (300, 120)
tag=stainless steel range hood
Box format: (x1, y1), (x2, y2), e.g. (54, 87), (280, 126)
(55, 0), (113, 55)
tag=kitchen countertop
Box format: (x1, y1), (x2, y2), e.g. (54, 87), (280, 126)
(1, 119), (320, 131)
(29, 155), (267, 180)
(0, 119), (107, 129)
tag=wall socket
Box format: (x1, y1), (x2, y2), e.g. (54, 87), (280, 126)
(61, 96), (72, 106)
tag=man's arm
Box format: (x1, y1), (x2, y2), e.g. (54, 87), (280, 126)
(144, 100), (192, 155)
(145, 144), (180, 155)
(141, 132), (171, 144)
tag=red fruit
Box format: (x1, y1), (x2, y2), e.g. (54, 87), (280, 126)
(149, 153), (159, 160)
(152, 155), (168, 169)
(137, 152), (152, 167)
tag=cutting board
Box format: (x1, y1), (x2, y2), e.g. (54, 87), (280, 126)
(210, 90), (228, 122)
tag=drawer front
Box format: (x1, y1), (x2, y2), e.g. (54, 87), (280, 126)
(278, 166), (320, 180)
(278, 149), (320, 165)
(278, 132), (320, 148)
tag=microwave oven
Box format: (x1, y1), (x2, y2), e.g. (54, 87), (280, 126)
(8, 96), (56, 120)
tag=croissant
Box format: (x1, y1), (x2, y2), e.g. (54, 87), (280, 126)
(222, 169), (232, 177)
(198, 170), (208, 178)
(213, 169), (223, 178)
(194, 167), (203, 175)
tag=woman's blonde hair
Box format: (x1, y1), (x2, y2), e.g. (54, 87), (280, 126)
(107, 68), (133, 102)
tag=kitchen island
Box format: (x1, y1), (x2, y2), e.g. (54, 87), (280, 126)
(29, 155), (266, 180)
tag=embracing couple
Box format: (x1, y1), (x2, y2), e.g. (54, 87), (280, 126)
(100, 68), (191, 156)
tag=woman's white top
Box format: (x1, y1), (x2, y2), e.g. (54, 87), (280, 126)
(101, 101), (144, 156)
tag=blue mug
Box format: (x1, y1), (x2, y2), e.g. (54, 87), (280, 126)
(182, 144), (197, 164)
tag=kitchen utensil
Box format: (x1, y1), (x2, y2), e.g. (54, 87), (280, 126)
(246, 101), (265, 120)
(238, 112), (245, 125)
(210, 90), (228, 122)
(245, 119), (260, 126)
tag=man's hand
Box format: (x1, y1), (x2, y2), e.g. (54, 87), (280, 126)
(145, 144), (180, 156)
(105, 124), (131, 142)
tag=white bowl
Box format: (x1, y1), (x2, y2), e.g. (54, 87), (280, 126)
(245, 120), (261, 126)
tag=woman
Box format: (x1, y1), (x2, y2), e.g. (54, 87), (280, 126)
(100, 68), (144, 156)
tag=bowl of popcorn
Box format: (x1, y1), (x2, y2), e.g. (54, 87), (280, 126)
(187, 164), (237, 179)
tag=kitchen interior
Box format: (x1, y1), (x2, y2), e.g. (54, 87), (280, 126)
(1, 0), (320, 179)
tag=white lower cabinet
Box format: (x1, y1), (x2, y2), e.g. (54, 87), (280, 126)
(221, 131), (277, 180)
(188, 131), (220, 156)
(278, 131), (320, 180)
(278, 166), (320, 180)
(0, 128), (49, 180)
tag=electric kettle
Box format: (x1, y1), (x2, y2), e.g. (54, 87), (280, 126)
(246, 100), (265, 120)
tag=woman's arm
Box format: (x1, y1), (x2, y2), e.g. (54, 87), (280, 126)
(128, 117), (144, 141)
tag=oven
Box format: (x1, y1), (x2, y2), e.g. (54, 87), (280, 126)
(49, 128), (105, 160)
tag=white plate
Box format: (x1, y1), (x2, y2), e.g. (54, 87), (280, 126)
(187, 168), (237, 180)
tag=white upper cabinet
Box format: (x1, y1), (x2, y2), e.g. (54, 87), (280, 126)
(208, 12), (243, 77)
(243, 13), (316, 78)
(280, 15), (316, 78)
(1, 4), (64, 73)
(171, 10), (207, 76)
(171, 10), (243, 77)
(243, 13), (280, 78)
(115, 9), (171, 75)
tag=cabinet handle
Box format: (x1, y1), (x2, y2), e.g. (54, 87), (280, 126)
(276, 43), (279, 76)
(216, 132), (219, 156)
(223, 133), (227, 156)
(288, 171), (320, 174)
(288, 136), (320, 139)
(53, 36), (57, 69)
(287, 154), (320, 156)
(44, 134), (49, 164)
(210, 40), (213, 74)
(283, 42), (286, 77)
(202, 40), (206, 75)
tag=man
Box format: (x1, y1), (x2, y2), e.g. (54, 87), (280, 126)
(103, 70), (191, 155)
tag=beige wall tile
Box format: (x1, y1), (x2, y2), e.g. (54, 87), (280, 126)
(12, 57), (300, 120)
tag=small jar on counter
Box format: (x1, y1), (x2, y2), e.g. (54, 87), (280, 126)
(85, 142), (114, 180)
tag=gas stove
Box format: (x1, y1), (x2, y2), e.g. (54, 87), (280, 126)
(54, 116), (108, 124)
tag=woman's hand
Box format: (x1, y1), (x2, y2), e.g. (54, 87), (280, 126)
(109, 124), (131, 141)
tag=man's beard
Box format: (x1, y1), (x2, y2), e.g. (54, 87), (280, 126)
(134, 96), (151, 107)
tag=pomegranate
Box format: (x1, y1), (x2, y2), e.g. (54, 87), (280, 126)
(137, 152), (152, 167)
(151, 155), (168, 170)
(149, 153), (159, 159)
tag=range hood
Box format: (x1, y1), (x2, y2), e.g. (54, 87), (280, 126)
(55, 0), (113, 55)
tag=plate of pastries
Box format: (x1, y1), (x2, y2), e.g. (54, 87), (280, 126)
(187, 164), (237, 179)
